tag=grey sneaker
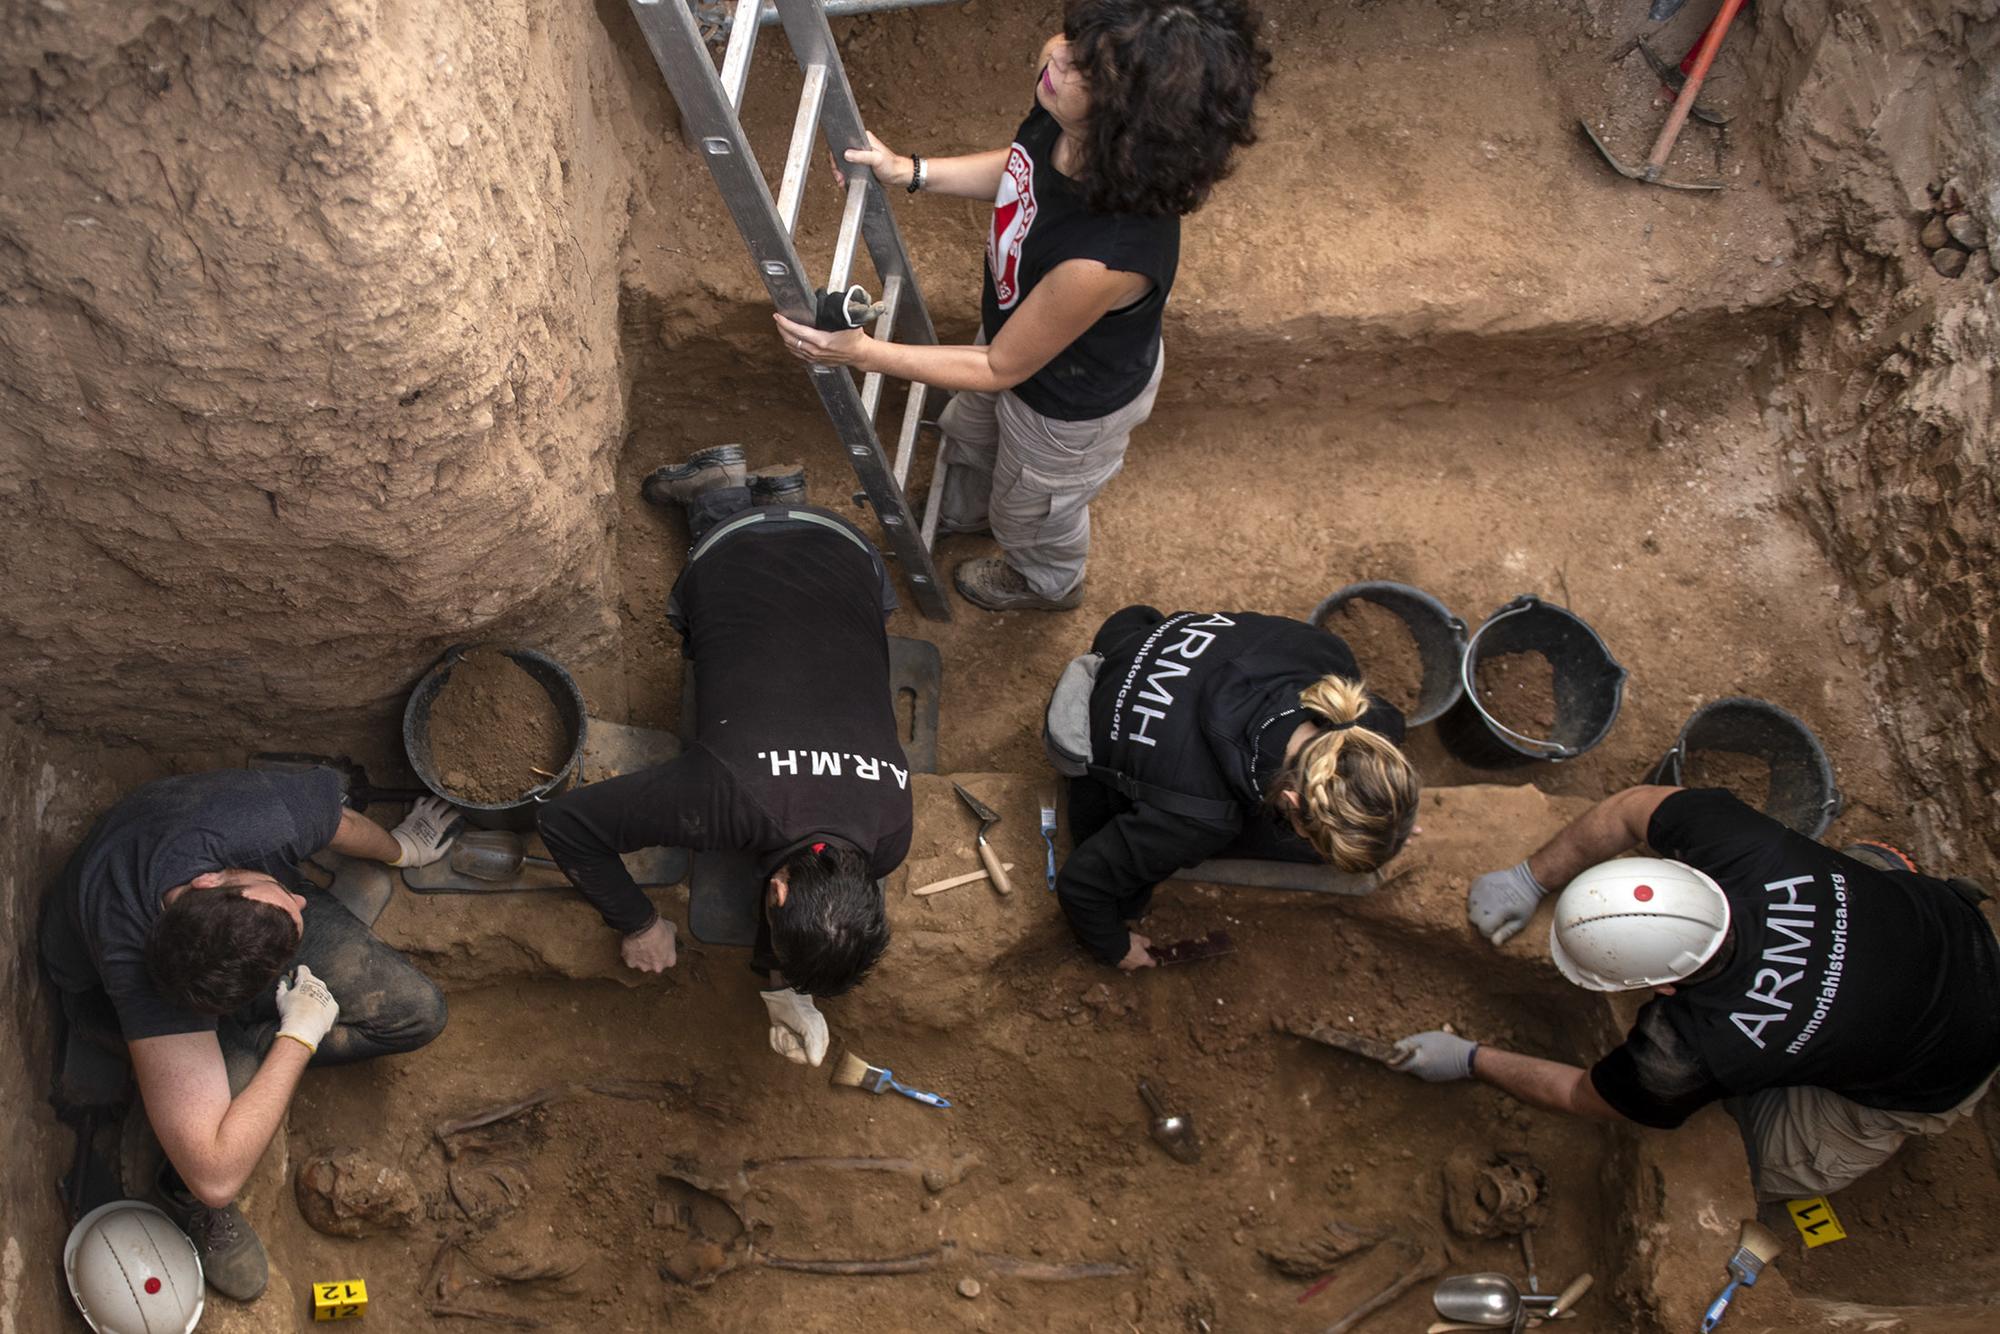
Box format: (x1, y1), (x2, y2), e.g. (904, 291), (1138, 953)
(748, 464), (807, 508)
(154, 1166), (269, 1301)
(641, 445), (748, 507)
(954, 557), (1082, 612)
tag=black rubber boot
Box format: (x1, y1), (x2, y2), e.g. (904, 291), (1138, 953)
(153, 1164), (269, 1301)
(641, 444), (748, 508)
(748, 464), (807, 508)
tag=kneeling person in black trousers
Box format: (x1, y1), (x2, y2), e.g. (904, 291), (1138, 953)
(539, 447), (911, 1067)
(1050, 604), (1422, 969)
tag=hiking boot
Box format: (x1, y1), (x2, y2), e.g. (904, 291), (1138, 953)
(748, 463), (807, 508)
(640, 445), (748, 508)
(953, 557), (1083, 612)
(1841, 841), (1917, 875)
(153, 1165), (269, 1301)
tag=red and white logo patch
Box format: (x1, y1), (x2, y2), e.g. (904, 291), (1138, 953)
(988, 141), (1038, 311)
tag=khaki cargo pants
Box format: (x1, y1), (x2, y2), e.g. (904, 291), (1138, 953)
(937, 338), (1164, 601)
(1730, 1071), (1994, 1201)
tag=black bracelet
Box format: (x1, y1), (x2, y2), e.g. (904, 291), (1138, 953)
(907, 154), (925, 194)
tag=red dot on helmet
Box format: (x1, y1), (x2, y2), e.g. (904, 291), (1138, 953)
(145, 1277), (162, 1295)
(1634, 885), (1654, 902)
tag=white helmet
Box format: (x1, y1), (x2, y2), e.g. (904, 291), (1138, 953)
(64, 1201), (204, 1334)
(1549, 857), (1731, 992)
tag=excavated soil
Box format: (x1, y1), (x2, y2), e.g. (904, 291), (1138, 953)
(1319, 598), (1426, 716)
(427, 648), (569, 804)
(7, 2), (2000, 1333)
(1473, 651), (1560, 740)
(1681, 748), (1775, 809)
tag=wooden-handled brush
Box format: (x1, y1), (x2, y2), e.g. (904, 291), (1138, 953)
(829, 1050), (951, 1109)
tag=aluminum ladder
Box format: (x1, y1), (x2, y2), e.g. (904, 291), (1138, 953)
(626, 0), (953, 619)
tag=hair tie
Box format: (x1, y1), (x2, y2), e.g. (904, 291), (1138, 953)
(1323, 719), (1360, 731)
(811, 842), (827, 854)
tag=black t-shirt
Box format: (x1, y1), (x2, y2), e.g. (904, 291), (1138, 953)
(981, 105), (1180, 421)
(1055, 608), (1405, 963)
(1590, 789), (2000, 1128)
(538, 511), (915, 934)
(40, 769), (341, 1040)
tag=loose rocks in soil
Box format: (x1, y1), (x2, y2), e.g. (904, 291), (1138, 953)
(427, 648), (568, 804)
(1321, 597), (1426, 715)
(1682, 748), (1774, 808)
(1474, 650), (1558, 737)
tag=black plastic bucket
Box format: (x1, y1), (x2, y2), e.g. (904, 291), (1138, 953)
(1438, 594), (1626, 767)
(403, 644), (588, 831)
(1309, 581), (1468, 727)
(1646, 697), (1842, 837)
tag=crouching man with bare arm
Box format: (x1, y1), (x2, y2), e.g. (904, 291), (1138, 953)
(1386, 784), (2000, 1201)
(40, 771), (455, 1300)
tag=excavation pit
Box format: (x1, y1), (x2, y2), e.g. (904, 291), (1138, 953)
(2, 1), (1996, 1332)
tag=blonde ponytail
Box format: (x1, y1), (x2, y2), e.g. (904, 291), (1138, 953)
(1268, 674), (1421, 872)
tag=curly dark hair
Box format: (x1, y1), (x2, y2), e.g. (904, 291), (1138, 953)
(146, 882), (300, 1016)
(1062, 0), (1273, 217)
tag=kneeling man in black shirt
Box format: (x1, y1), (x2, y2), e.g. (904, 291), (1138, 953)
(41, 771), (455, 1300)
(539, 448), (910, 1069)
(1387, 785), (2000, 1200)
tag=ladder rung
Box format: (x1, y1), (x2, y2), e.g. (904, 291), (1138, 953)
(827, 174), (867, 292)
(892, 381), (928, 489)
(776, 63), (827, 237)
(857, 273), (903, 421)
(718, 1), (763, 110)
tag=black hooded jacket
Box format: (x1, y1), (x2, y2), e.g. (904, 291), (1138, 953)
(1059, 607), (1405, 963)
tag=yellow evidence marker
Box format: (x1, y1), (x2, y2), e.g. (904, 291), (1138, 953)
(1784, 1196), (1848, 1248)
(312, 1279), (369, 1320)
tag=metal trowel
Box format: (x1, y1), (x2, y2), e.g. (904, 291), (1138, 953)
(1137, 1077), (1200, 1164)
(449, 829), (561, 882)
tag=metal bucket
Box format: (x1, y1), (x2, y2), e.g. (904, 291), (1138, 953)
(1437, 595), (1626, 767)
(1309, 581), (1468, 727)
(1646, 696), (1842, 837)
(403, 644), (588, 831)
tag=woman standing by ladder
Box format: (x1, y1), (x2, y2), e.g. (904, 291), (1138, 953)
(775, 1), (1272, 612)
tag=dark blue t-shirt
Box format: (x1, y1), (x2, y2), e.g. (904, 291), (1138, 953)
(41, 769), (341, 1040)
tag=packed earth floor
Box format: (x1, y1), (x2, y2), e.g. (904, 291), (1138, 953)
(13, 0), (2000, 1331)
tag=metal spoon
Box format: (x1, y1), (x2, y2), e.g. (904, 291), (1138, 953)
(1136, 1077), (1200, 1164)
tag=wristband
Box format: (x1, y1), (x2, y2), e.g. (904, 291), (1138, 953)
(278, 1032), (317, 1057)
(907, 155), (925, 194)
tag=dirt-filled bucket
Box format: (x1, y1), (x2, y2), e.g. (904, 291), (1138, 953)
(1645, 696), (1842, 837)
(403, 644), (588, 830)
(1438, 595), (1626, 767)
(1309, 581), (1468, 726)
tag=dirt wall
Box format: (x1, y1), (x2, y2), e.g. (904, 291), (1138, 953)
(0, 717), (159, 1333)
(1752, 0), (2000, 877)
(0, 0), (659, 749)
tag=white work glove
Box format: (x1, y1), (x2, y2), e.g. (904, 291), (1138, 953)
(1466, 860), (1547, 946)
(1384, 1032), (1480, 1088)
(760, 987), (830, 1067)
(388, 797), (458, 868)
(1389, 1030), (1478, 1082)
(275, 964), (340, 1054)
